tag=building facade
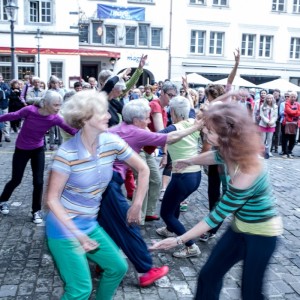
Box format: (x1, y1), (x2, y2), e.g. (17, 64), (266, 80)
(0, 0), (300, 88)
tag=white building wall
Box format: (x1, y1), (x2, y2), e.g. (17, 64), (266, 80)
(170, 0), (300, 84)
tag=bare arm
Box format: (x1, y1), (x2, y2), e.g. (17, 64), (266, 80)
(149, 220), (211, 251)
(152, 112), (164, 132)
(227, 48), (240, 85)
(124, 152), (150, 224)
(166, 120), (203, 144)
(46, 171), (99, 252)
(173, 150), (217, 172)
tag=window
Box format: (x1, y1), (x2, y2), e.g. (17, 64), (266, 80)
(151, 28), (161, 47)
(241, 34), (255, 57)
(126, 26), (136, 46)
(190, 0), (206, 4)
(272, 0), (285, 12)
(29, 0), (52, 23)
(190, 30), (205, 54)
(79, 23), (89, 43)
(17, 55), (35, 80)
(259, 35), (272, 58)
(139, 24), (149, 46)
(209, 32), (224, 55)
(18, 67), (34, 80)
(50, 62), (63, 79)
(0, 0), (8, 21)
(290, 38), (300, 59)
(18, 56), (35, 63)
(0, 66), (11, 81)
(92, 22), (102, 44)
(293, 0), (300, 13)
(212, 0), (228, 6)
(105, 26), (116, 45)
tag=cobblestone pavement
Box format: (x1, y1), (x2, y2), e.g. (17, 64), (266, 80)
(0, 134), (300, 299)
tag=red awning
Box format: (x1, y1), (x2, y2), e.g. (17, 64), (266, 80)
(0, 47), (120, 58)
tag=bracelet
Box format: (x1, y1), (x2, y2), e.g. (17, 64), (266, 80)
(176, 236), (184, 245)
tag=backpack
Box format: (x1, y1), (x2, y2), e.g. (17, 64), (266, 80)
(0, 88), (8, 110)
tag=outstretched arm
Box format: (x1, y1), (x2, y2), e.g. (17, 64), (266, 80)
(227, 48), (240, 85)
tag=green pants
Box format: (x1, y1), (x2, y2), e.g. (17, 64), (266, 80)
(47, 225), (128, 300)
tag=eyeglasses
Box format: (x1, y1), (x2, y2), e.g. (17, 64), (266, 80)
(285, 95), (290, 98)
(166, 92), (176, 98)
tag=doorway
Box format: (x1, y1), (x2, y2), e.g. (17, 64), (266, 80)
(82, 65), (98, 82)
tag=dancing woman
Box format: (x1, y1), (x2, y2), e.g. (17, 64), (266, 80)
(150, 102), (283, 300)
(0, 91), (77, 223)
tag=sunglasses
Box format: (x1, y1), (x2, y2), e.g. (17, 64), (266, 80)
(166, 92), (176, 98)
(285, 95), (290, 98)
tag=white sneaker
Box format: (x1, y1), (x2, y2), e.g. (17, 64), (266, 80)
(0, 203), (9, 215)
(268, 152), (273, 157)
(173, 244), (201, 258)
(156, 227), (175, 238)
(32, 211), (43, 224)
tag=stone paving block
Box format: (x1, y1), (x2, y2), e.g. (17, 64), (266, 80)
(157, 287), (177, 300)
(179, 266), (197, 277)
(171, 280), (192, 296)
(17, 282), (35, 296)
(289, 282), (300, 294)
(0, 285), (18, 297)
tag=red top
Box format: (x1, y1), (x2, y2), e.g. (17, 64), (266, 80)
(144, 99), (167, 155)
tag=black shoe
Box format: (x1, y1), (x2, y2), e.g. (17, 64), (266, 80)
(274, 149), (278, 153)
(4, 137), (11, 142)
(279, 152), (284, 155)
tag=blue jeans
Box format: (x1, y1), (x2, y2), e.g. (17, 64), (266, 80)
(195, 227), (277, 300)
(160, 171), (201, 247)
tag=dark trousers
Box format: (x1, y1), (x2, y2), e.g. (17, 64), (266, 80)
(208, 165), (222, 235)
(160, 171), (201, 247)
(281, 124), (296, 154)
(271, 120), (280, 151)
(195, 227), (277, 300)
(0, 146), (45, 213)
(97, 172), (152, 273)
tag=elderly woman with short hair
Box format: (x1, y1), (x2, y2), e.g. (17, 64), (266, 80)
(98, 99), (201, 286)
(0, 90), (77, 223)
(155, 96), (202, 258)
(45, 90), (150, 299)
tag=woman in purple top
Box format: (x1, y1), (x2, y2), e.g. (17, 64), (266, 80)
(0, 90), (77, 223)
(98, 99), (201, 287)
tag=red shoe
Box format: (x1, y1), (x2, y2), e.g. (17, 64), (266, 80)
(139, 266), (169, 287)
(145, 215), (160, 221)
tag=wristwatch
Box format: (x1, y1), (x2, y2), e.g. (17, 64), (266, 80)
(176, 236), (184, 245)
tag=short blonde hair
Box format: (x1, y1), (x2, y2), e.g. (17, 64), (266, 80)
(62, 90), (108, 129)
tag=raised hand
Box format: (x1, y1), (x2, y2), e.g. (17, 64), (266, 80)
(138, 54), (148, 69)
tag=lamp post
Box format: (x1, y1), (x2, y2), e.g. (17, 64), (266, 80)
(35, 29), (43, 77)
(5, 0), (19, 80)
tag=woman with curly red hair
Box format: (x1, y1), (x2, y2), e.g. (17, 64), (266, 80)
(151, 102), (283, 300)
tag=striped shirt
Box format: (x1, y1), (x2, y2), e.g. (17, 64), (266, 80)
(46, 131), (133, 239)
(204, 151), (279, 231)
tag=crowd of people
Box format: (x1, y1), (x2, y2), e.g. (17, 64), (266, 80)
(0, 51), (299, 299)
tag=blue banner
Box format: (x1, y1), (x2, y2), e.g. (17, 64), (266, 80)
(97, 4), (145, 21)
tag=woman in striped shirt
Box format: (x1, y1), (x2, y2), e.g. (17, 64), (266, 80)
(150, 102), (283, 300)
